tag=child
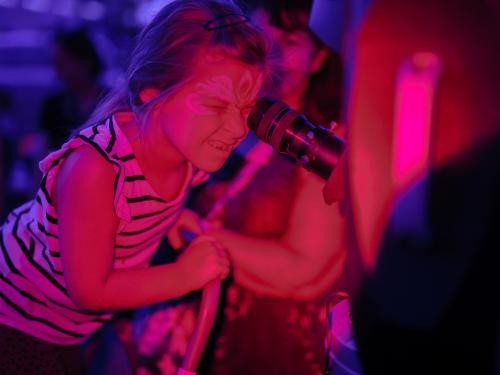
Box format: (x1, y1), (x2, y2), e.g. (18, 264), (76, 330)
(0, 1), (269, 374)
(133, 1), (347, 374)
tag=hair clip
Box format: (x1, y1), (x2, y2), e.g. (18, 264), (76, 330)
(203, 13), (250, 31)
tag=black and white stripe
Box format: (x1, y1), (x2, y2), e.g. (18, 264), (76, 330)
(0, 114), (200, 344)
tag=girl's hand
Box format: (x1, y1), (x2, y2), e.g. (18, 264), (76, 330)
(167, 209), (203, 249)
(176, 235), (230, 291)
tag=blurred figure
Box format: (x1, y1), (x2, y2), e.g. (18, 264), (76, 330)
(200, 3), (346, 372)
(0, 90), (15, 219)
(0, 89), (15, 217)
(40, 28), (106, 150)
(0, 89), (40, 219)
(131, 1), (348, 374)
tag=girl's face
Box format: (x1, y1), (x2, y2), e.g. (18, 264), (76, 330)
(150, 55), (263, 172)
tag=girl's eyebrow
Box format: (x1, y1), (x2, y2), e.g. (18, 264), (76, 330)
(239, 101), (257, 110)
(197, 93), (256, 110)
(199, 94), (230, 102)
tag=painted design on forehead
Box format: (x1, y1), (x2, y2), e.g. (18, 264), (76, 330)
(236, 70), (263, 104)
(185, 71), (262, 116)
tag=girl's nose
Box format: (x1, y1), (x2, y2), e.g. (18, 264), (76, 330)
(224, 111), (248, 141)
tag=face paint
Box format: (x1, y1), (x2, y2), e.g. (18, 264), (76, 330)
(236, 70), (263, 105)
(185, 70), (262, 118)
(149, 57), (263, 173)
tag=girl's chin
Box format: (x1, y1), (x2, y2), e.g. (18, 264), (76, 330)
(190, 145), (233, 172)
(192, 157), (226, 173)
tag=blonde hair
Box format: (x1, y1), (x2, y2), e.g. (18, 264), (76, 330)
(83, 0), (270, 129)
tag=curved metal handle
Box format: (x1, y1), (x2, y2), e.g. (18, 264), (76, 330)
(178, 278), (221, 374)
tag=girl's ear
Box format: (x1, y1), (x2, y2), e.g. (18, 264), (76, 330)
(311, 47), (329, 74)
(139, 87), (161, 104)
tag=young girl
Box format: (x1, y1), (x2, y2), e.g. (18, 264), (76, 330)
(0, 1), (269, 373)
(132, 1), (346, 374)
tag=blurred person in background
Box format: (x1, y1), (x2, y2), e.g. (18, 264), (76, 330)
(199, 2), (346, 373)
(0, 29), (104, 219)
(40, 28), (106, 151)
(0, 89), (16, 217)
(0, 90), (44, 220)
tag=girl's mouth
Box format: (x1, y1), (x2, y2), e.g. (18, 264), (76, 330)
(207, 140), (234, 152)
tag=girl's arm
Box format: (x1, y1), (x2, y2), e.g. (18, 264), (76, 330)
(54, 146), (228, 312)
(208, 168), (347, 300)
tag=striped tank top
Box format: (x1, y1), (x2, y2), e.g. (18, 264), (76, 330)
(0, 114), (207, 345)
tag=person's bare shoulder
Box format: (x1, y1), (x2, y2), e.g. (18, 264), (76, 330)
(53, 145), (117, 211)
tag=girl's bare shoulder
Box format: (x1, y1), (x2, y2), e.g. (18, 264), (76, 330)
(53, 144), (116, 206)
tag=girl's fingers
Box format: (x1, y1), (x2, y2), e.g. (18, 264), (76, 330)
(190, 234), (218, 247)
(219, 263), (230, 279)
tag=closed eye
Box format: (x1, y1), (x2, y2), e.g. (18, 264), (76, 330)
(201, 97), (229, 110)
(209, 105), (228, 111)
